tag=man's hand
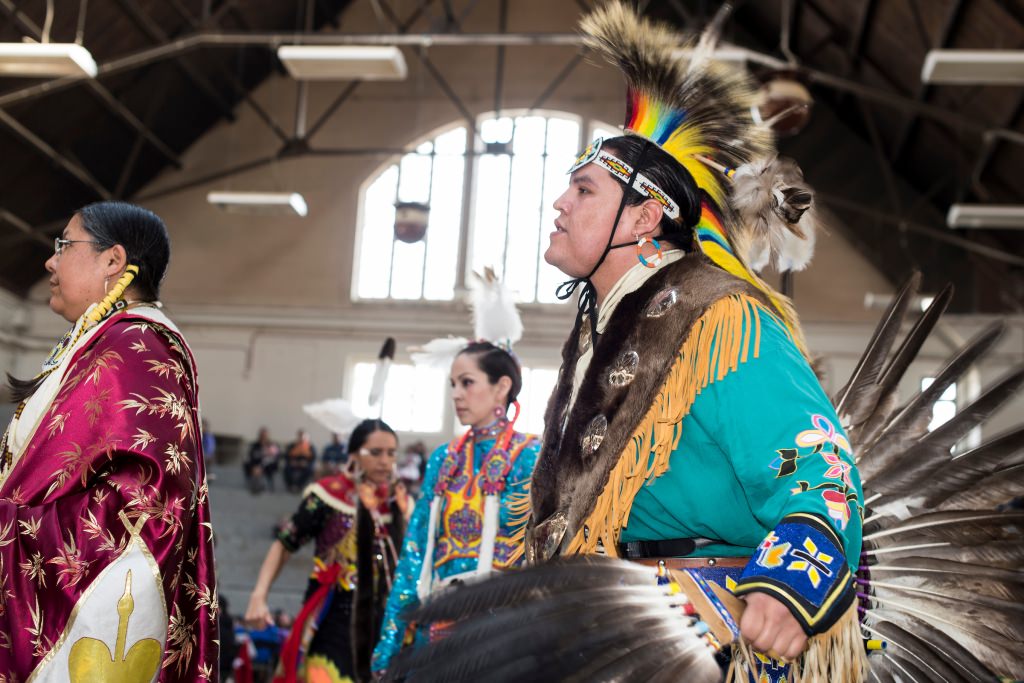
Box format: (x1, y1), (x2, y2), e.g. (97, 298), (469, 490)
(739, 592), (807, 660)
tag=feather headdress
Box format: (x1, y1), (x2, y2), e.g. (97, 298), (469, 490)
(410, 269), (523, 370)
(580, 2), (769, 206)
(579, 2), (818, 353)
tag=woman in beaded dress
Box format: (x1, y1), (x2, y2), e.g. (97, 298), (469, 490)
(371, 342), (541, 674)
(245, 419), (410, 683)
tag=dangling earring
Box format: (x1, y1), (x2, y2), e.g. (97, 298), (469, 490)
(493, 405), (506, 419)
(636, 236), (663, 268)
(103, 277), (109, 293)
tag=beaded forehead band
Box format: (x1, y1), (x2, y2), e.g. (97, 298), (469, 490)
(568, 137), (681, 221)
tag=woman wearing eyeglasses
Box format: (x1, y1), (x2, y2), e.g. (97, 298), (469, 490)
(0, 201), (217, 679)
(245, 418), (410, 682)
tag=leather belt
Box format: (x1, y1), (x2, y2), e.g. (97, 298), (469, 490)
(620, 537), (715, 559)
(631, 556), (748, 569)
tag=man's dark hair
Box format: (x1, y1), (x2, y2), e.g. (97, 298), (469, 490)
(602, 135), (703, 248)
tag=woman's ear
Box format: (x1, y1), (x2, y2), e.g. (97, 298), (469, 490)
(104, 244), (129, 279)
(496, 375), (513, 404)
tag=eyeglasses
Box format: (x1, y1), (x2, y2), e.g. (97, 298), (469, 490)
(54, 237), (101, 255)
(358, 447), (398, 458)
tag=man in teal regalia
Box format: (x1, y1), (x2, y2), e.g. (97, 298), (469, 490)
(526, 4), (863, 678)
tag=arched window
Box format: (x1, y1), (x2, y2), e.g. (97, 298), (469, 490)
(353, 112), (620, 304)
(354, 124), (468, 301)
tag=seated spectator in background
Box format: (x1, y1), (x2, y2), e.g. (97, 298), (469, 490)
(283, 429), (316, 493)
(237, 612), (287, 681)
(320, 432), (347, 475)
(247, 427), (281, 493)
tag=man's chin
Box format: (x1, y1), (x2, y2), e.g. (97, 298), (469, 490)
(543, 247), (585, 279)
(543, 244), (568, 271)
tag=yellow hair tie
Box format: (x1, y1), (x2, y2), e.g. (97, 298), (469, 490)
(87, 264), (140, 324)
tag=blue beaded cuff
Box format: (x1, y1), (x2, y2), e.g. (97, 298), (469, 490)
(733, 513), (854, 635)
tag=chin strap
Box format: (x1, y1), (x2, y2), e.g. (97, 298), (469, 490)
(555, 141), (655, 347)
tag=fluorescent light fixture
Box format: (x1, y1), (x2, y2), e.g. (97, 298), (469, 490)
(0, 42), (97, 78)
(206, 191), (308, 217)
(947, 204), (1024, 229)
(276, 45), (407, 81)
(672, 45), (748, 67)
(922, 50), (1024, 84)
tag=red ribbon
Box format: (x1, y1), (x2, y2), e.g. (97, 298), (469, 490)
(273, 561), (343, 683)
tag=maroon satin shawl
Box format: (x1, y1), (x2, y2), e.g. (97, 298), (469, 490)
(0, 312), (218, 680)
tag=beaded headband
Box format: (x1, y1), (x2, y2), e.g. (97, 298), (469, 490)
(568, 137), (681, 221)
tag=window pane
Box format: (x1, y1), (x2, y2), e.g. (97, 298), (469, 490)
(518, 367), (559, 435)
(929, 401), (956, 432)
(389, 240), (426, 299)
(356, 165), (399, 298)
(547, 117), (582, 159)
(512, 116), (547, 155)
(504, 140), (545, 301)
(351, 362), (445, 432)
(536, 118), (581, 302)
(435, 126), (468, 154)
(471, 153), (512, 277)
(921, 377), (957, 432)
(482, 117), (514, 144)
(423, 152), (464, 300)
(398, 152), (432, 204)
(355, 125), (467, 302)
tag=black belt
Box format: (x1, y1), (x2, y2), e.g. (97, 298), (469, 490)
(620, 537), (717, 559)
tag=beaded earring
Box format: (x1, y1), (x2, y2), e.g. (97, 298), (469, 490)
(636, 236), (664, 268)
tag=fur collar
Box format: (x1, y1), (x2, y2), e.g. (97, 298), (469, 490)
(529, 253), (767, 560)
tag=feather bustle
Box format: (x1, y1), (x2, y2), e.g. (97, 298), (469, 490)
(835, 272), (921, 431)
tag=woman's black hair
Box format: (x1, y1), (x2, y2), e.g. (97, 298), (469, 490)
(6, 202), (171, 404)
(348, 418), (397, 454)
(458, 341), (522, 409)
(78, 200), (171, 301)
(602, 135), (703, 248)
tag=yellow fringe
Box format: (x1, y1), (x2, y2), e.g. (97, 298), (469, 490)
(727, 603), (866, 683)
(566, 294), (770, 556)
(504, 487), (533, 565)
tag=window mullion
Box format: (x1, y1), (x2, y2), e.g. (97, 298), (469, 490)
(454, 126), (474, 295)
(500, 118), (518, 282)
(533, 118), (551, 302)
(419, 149), (437, 299)
(387, 161), (404, 299)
